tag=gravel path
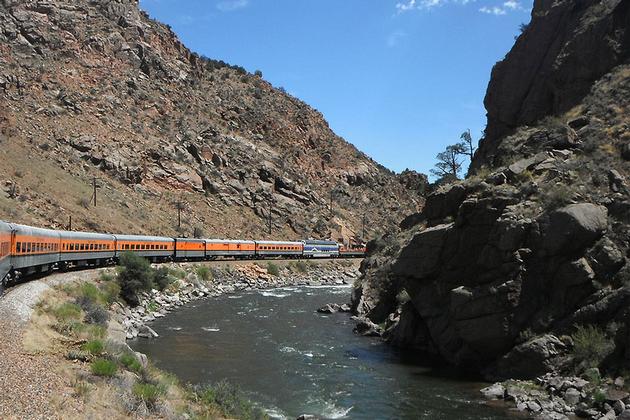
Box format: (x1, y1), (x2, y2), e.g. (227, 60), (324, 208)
(0, 269), (105, 419)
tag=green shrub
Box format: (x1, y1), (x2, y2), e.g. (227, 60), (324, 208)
(117, 252), (155, 306)
(266, 262), (279, 277)
(119, 353), (143, 373)
(84, 303), (110, 325)
(81, 339), (104, 356)
(79, 283), (102, 304)
(100, 281), (120, 305)
(147, 300), (159, 313)
(293, 261), (308, 273)
(169, 267), (187, 279)
(99, 271), (115, 282)
(133, 382), (166, 409)
(196, 265), (212, 282)
(195, 380), (267, 420)
(593, 388), (607, 405)
(91, 358), (117, 377)
(571, 325), (613, 369)
(153, 267), (173, 291)
(54, 303), (82, 322)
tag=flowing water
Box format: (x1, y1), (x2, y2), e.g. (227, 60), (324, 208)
(130, 285), (511, 419)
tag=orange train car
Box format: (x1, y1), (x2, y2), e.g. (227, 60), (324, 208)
(175, 238), (206, 260)
(206, 239), (255, 258)
(113, 235), (174, 261)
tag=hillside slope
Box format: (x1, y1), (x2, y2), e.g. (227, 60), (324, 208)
(0, 0), (425, 241)
(353, 0), (630, 381)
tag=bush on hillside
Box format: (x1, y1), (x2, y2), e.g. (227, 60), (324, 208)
(196, 265), (212, 282)
(266, 262), (279, 277)
(571, 325), (614, 369)
(153, 266), (173, 291)
(117, 252), (155, 306)
(194, 380), (267, 420)
(91, 358), (117, 377)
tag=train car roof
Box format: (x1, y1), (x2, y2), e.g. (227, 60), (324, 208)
(113, 234), (174, 242)
(9, 223), (61, 238)
(255, 240), (303, 245)
(175, 238), (206, 243)
(57, 230), (116, 240)
(303, 239), (338, 245)
(205, 239), (255, 244)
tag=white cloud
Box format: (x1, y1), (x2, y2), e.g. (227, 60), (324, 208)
(396, 0), (527, 15)
(479, 6), (506, 15)
(216, 0), (248, 12)
(387, 30), (406, 47)
(479, 1), (523, 15)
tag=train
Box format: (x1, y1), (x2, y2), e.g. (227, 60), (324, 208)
(0, 221), (366, 288)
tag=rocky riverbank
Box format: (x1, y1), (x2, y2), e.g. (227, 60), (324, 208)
(0, 259), (360, 419)
(112, 260), (360, 341)
(481, 370), (630, 420)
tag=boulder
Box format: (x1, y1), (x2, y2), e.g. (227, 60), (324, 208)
(480, 383), (505, 400)
(492, 335), (568, 380)
(541, 204), (608, 255)
(563, 388), (581, 405)
(137, 325), (159, 339)
(317, 304), (340, 314)
(353, 318), (383, 337)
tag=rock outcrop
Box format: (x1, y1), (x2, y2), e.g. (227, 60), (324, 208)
(352, 0), (630, 385)
(0, 0), (424, 241)
(474, 0), (630, 172)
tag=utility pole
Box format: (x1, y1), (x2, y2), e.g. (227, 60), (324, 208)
(176, 201), (183, 231)
(330, 189), (334, 216)
(362, 213), (366, 241)
(267, 198), (272, 236)
(68, 215), (72, 231)
(91, 177), (100, 206)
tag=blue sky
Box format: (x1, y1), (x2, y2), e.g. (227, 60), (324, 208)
(139, 0), (532, 176)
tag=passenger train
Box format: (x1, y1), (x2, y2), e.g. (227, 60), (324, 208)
(0, 221), (366, 288)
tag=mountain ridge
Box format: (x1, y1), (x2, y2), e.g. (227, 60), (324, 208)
(0, 0), (426, 241)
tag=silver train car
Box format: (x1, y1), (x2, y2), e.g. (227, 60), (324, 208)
(11, 223), (61, 276)
(0, 221), (12, 286)
(302, 239), (340, 258)
(58, 230), (116, 268)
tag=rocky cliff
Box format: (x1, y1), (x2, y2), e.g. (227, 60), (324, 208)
(473, 0), (630, 172)
(353, 0), (630, 381)
(0, 0), (425, 240)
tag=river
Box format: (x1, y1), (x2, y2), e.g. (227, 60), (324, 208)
(130, 285), (512, 419)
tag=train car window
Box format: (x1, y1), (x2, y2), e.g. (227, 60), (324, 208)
(16, 242), (21, 253)
(131, 244), (135, 250)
